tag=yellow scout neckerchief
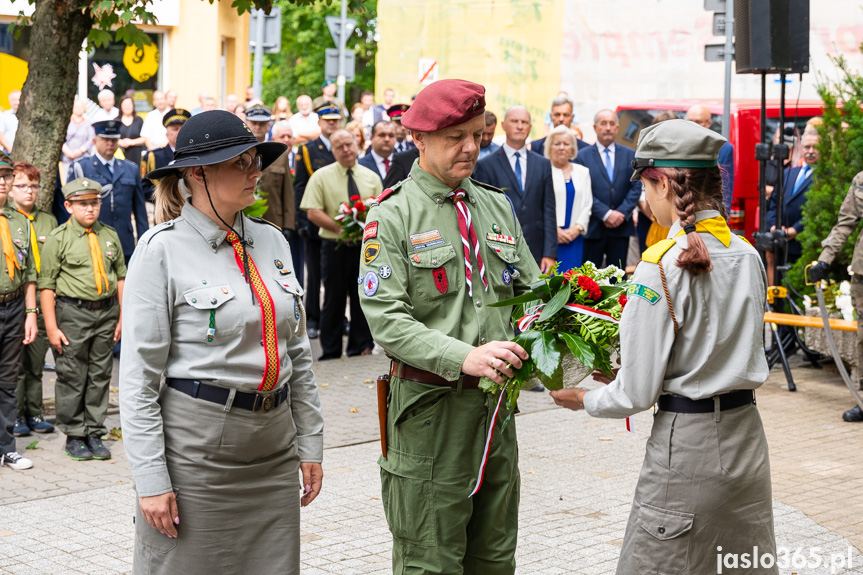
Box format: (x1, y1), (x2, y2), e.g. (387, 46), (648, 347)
(0, 213), (19, 280)
(85, 228), (110, 295)
(642, 216), (732, 264)
(16, 209), (40, 273)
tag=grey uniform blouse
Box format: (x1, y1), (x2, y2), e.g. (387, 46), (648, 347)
(119, 201), (324, 497)
(584, 210), (769, 418)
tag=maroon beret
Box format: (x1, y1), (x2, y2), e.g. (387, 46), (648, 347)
(400, 79), (486, 133)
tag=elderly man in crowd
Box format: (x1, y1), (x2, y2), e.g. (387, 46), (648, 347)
(289, 95), (321, 145)
(92, 90), (119, 122)
(0, 90), (21, 153)
(140, 90), (170, 150)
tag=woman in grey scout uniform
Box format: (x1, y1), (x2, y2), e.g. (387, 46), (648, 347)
(119, 110), (324, 575)
(551, 120), (777, 574)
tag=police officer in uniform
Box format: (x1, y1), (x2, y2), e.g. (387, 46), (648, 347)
(809, 170), (863, 423)
(0, 151), (39, 470)
(293, 104), (341, 339)
(141, 108), (191, 201)
(120, 110), (323, 575)
(68, 120), (149, 264)
(359, 80), (540, 574)
(551, 120), (777, 574)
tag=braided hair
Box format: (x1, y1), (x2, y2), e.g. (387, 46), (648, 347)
(640, 165), (726, 275)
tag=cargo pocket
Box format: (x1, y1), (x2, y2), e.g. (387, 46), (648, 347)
(409, 244), (458, 301)
(272, 274), (306, 337)
(181, 284), (242, 339)
(379, 448), (435, 546)
(484, 239), (520, 298)
(134, 488), (180, 554)
(632, 503), (694, 574)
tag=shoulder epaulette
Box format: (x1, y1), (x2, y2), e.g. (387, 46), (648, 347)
(140, 219), (175, 244)
(642, 238), (677, 264)
(248, 216), (281, 233)
(49, 223), (68, 237)
(469, 178), (505, 193)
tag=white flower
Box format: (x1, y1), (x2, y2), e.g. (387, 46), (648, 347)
(849, 265), (854, 276)
(842, 309), (855, 321)
(803, 295), (812, 311)
(835, 295), (854, 317)
(840, 281), (851, 295)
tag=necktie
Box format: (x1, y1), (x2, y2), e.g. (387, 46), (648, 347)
(347, 168), (360, 201)
(792, 166), (810, 197)
(106, 162), (113, 177)
(0, 214), (18, 280)
(226, 232), (280, 392)
(604, 148), (614, 182)
(383, 157), (390, 174)
(513, 151), (524, 195)
(447, 189), (488, 298)
(85, 228), (109, 295)
(17, 210), (40, 273)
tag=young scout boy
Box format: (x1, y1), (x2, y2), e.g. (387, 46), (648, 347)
(0, 152), (38, 471)
(39, 177), (126, 461)
(9, 162), (58, 437)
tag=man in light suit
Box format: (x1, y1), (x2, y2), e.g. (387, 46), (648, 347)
(531, 95), (589, 157)
(575, 109), (642, 269)
(474, 106), (557, 273)
(358, 121), (396, 183)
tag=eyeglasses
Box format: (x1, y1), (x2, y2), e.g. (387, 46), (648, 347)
(12, 184), (40, 192)
(234, 152), (263, 174)
(69, 199), (100, 209)
(0, 174), (13, 183)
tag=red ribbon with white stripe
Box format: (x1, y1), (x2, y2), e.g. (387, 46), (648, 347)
(469, 380), (510, 498)
(447, 189), (487, 298)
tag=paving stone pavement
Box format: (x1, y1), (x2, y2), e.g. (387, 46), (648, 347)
(1, 344), (862, 574)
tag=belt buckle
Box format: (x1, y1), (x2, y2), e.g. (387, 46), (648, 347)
(253, 390), (277, 412)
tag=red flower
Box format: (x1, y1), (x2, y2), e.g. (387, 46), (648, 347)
(577, 275), (602, 300)
(563, 269), (576, 281)
(355, 201), (366, 212)
(350, 195), (361, 202)
(618, 294), (628, 308)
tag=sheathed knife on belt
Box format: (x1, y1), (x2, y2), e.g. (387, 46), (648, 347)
(377, 373), (390, 458)
(805, 263), (863, 411)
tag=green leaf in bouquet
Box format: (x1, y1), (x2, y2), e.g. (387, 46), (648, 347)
(529, 279), (551, 301)
(538, 283), (571, 322)
(488, 292), (544, 308)
(531, 331), (561, 378)
(479, 377), (499, 394)
(559, 332), (596, 368)
(589, 341), (615, 376)
(599, 285), (625, 300)
(547, 275), (565, 292)
(538, 363), (563, 390)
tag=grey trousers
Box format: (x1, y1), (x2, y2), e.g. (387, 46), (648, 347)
(616, 402), (777, 575)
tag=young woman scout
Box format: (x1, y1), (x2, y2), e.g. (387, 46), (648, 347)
(551, 119), (778, 574)
(119, 110), (324, 575)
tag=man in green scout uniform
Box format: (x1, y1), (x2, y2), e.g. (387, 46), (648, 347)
(359, 79), (540, 574)
(0, 151), (38, 470)
(9, 162), (57, 436)
(39, 177), (126, 461)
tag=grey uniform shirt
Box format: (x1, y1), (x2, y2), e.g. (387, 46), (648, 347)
(584, 210), (769, 418)
(119, 201), (324, 497)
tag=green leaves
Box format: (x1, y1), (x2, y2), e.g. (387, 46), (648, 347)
(559, 332), (595, 368)
(531, 332), (560, 378)
(538, 283), (570, 322)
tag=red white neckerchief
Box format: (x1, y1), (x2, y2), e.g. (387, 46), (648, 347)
(447, 189), (487, 298)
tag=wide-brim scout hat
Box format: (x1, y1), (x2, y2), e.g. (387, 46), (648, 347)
(162, 108), (191, 128)
(145, 110), (287, 180)
(630, 119), (727, 182)
(401, 79), (485, 133)
(63, 177), (102, 201)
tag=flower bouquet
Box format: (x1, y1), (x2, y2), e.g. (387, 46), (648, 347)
(480, 262), (628, 410)
(333, 195), (375, 244)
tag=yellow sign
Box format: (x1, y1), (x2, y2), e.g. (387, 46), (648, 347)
(123, 43), (160, 83)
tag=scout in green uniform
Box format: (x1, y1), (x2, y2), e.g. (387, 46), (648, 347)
(359, 80), (540, 575)
(0, 151), (38, 470)
(39, 177), (126, 461)
(9, 162), (58, 436)
(551, 120), (777, 574)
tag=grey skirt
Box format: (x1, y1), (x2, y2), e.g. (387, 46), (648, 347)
(616, 402), (777, 575)
(133, 385), (301, 575)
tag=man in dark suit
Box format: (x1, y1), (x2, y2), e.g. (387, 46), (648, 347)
(575, 109), (641, 269)
(293, 104), (340, 339)
(766, 131), (819, 269)
(389, 105), (416, 154)
(67, 120), (148, 264)
(474, 106), (557, 272)
(531, 95), (589, 157)
(358, 121), (396, 183)
(383, 148), (420, 189)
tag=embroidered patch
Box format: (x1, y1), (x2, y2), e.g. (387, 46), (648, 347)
(626, 283), (661, 304)
(38, 236), (46, 242)
(379, 265), (392, 279)
(357, 273), (363, 285)
(363, 271), (380, 296)
(363, 221), (378, 242)
(432, 266), (448, 294)
(363, 242), (381, 265)
(486, 232), (516, 245)
(409, 229), (444, 250)
(492, 223), (502, 234)
(502, 269), (512, 285)
(411, 253), (421, 263)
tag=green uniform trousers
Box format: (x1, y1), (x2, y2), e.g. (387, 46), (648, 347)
(16, 311), (48, 418)
(54, 299), (118, 438)
(379, 378), (519, 575)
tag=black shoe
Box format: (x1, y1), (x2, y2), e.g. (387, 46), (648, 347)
(842, 405), (863, 422)
(318, 353), (341, 361)
(86, 436), (112, 460)
(307, 327), (319, 339)
(65, 437), (93, 461)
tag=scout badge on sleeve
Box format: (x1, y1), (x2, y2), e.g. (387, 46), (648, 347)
(363, 242), (381, 265)
(433, 267), (448, 294)
(363, 271), (380, 296)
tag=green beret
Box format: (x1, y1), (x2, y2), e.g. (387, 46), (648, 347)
(62, 177), (102, 200)
(630, 119), (727, 182)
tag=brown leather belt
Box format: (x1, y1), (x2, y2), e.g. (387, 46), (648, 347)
(0, 287), (22, 304)
(390, 361), (480, 389)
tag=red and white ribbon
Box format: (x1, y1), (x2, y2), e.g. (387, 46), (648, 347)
(448, 189), (487, 298)
(563, 303), (619, 323)
(335, 203), (367, 229)
(469, 380), (510, 498)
